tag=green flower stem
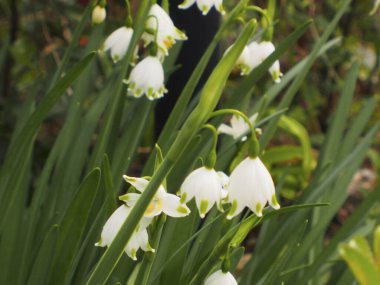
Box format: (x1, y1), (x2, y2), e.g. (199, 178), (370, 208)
(210, 108), (260, 158)
(125, 0), (133, 27)
(85, 20), (256, 285)
(201, 124), (218, 169)
(245, 5), (271, 37)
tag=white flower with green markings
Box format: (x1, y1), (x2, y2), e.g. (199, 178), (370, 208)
(234, 41), (283, 82)
(179, 0), (226, 16)
(125, 56), (167, 100)
(248, 41), (282, 83)
(204, 270), (237, 285)
(226, 157), (280, 219)
(218, 113), (258, 140)
(143, 4), (187, 57)
(102, 26), (134, 63)
(179, 166), (225, 218)
(95, 205), (154, 260)
(121, 175), (191, 218)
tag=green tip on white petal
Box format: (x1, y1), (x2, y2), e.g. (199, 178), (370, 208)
(219, 5), (226, 15)
(179, 192), (187, 204)
(119, 193), (129, 201)
(177, 204), (190, 215)
(123, 175), (135, 182)
(226, 200), (238, 220)
(199, 200), (209, 218)
(94, 240), (102, 247)
(130, 248), (137, 261)
(201, 5), (210, 15)
(255, 203), (263, 217)
(271, 194), (280, 210)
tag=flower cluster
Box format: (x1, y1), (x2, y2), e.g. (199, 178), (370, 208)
(96, 176), (190, 260)
(100, 4), (186, 100)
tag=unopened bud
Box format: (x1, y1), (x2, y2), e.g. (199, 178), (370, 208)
(92, 5), (106, 25)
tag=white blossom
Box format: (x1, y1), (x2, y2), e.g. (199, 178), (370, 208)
(121, 176), (191, 218)
(204, 270), (237, 285)
(234, 41), (283, 83)
(92, 5), (106, 24)
(179, 0), (225, 16)
(218, 113), (258, 140)
(95, 205), (154, 260)
(143, 4), (187, 57)
(102, 26), (134, 63)
(125, 56), (167, 100)
(179, 167), (225, 218)
(226, 157), (280, 219)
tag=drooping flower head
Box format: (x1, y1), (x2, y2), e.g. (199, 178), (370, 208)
(218, 113), (258, 140)
(232, 41), (283, 83)
(226, 157), (280, 219)
(143, 4), (187, 57)
(179, 166), (226, 218)
(204, 270), (237, 285)
(125, 56), (167, 100)
(95, 205), (154, 260)
(179, 0), (226, 16)
(121, 176), (191, 218)
(102, 26), (134, 63)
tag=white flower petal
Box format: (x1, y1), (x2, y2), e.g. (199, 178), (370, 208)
(103, 27), (133, 63)
(226, 157), (279, 218)
(180, 167), (223, 217)
(161, 192), (191, 217)
(123, 175), (149, 192)
(204, 270), (237, 285)
(127, 56), (167, 100)
(95, 205), (131, 247)
(119, 192), (140, 207)
(178, 0), (197, 9)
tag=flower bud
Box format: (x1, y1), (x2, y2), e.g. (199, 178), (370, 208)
(92, 5), (106, 25)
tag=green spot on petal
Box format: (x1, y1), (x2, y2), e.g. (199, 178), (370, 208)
(227, 200), (238, 219)
(180, 192), (187, 204)
(199, 200), (209, 218)
(271, 194), (280, 209)
(256, 203), (263, 216)
(177, 205), (190, 215)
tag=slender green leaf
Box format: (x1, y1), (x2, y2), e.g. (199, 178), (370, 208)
(48, 168), (101, 285)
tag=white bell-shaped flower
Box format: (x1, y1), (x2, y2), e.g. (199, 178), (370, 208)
(226, 157), (280, 219)
(143, 4), (187, 56)
(179, 167), (224, 218)
(102, 26), (134, 63)
(121, 176), (191, 218)
(92, 5), (106, 24)
(179, 0), (225, 16)
(95, 205), (154, 260)
(125, 56), (167, 100)
(218, 113), (258, 140)
(204, 270), (237, 285)
(246, 41), (283, 83)
(225, 44), (251, 75)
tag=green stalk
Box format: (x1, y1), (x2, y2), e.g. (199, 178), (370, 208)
(85, 20), (256, 285)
